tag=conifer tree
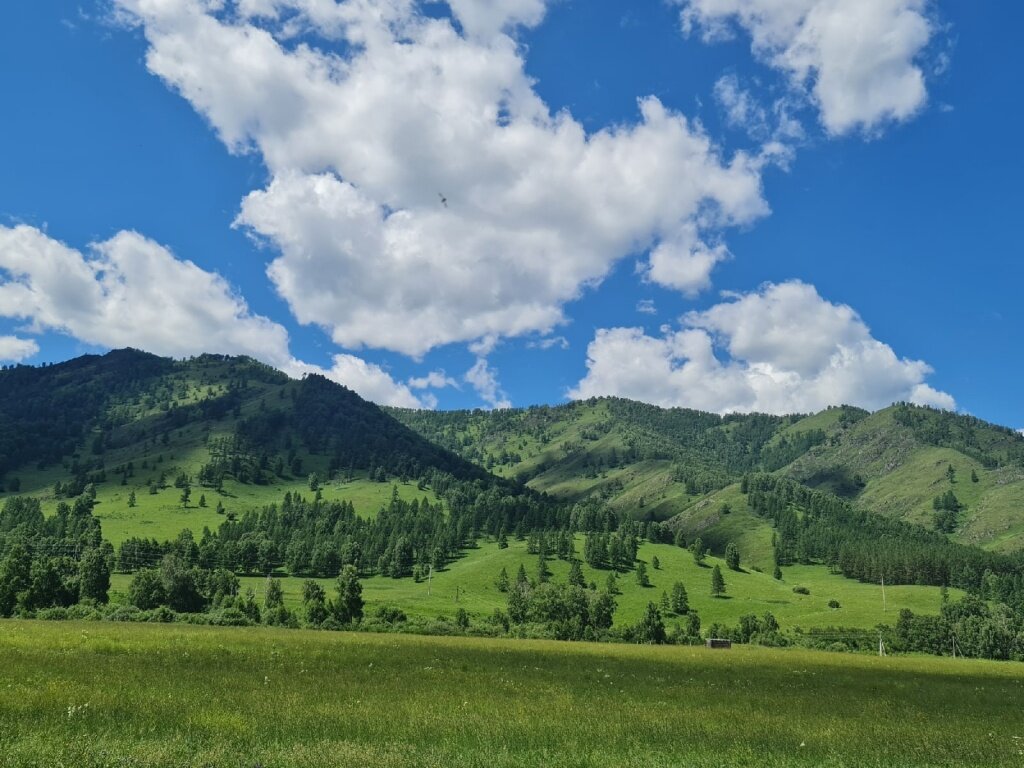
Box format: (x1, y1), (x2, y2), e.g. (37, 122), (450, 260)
(711, 565), (726, 597)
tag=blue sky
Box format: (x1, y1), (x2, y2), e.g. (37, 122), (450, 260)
(0, 1), (1021, 427)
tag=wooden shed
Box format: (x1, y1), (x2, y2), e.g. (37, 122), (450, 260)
(706, 638), (732, 649)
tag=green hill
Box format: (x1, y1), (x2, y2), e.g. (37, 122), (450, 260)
(4, 351), (1024, 647)
(393, 399), (1024, 553)
(0, 349), (499, 546)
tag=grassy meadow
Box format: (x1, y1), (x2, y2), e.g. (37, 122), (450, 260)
(1, 620), (1022, 767)
(111, 536), (957, 632)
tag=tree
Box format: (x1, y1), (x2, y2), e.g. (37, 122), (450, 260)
(971, 469), (979, 483)
(605, 571), (619, 595)
(710, 565), (726, 597)
(946, 464), (957, 484)
(725, 542), (741, 571)
(180, 484), (191, 507)
(334, 565), (364, 624)
(0, 545), (32, 617)
(536, 550), (549, 584)
(690, 537), (705, 565)
(302, 580), (328, 626)
(635, 561), (650, 587)
(198, 494), (207, 508)
(127, 490), (137, 508)
(670, 581), (689, 614)
(308, 472), (321, 492)
(673, 529), (686, 549)
(78, 548), (110, 605)
(651, 555), (660, 570)
(159, 555), (205, 613)
(264, 577), (284, 610)
(495, 567), (510, 593)
(128, 569), (165, 610)
(515, 564), (529, 588)
(634, 602), (666, 644)
(773, 563), (783, 581)
(567, 560), (585, 588)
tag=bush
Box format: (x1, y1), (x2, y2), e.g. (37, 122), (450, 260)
(146, 605), (177, 623)
(828, 599), (840, 609)
(374, 605), (408, 624)
(793, 586), (810, 595)
(36, 607), (69, 621)
(106, 605), (143, 622)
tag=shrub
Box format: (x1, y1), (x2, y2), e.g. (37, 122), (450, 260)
(828, 599), (840, 609)
(793, 586), (810, 595)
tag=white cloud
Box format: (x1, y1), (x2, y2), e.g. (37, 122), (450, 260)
(640, 223), (730, 297)
(0, 336), (39, 363)
(407, 370), (459, 390)
(527, 335), (569, 350)
(570, 280), (954, 414)
(447, 0), (549, 39)
(285, 354), (428, 408)
(680, 0), (936, 136)
(0, 224), (292, 365)
(114, 0), (768, 355)
(636, 299), (657, 316)
(465, 357), (512, 409)
(0, 225), (434, 408)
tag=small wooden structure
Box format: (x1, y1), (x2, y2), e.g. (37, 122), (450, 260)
(706, 638), (732, 650)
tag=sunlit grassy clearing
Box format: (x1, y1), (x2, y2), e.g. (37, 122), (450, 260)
(110, 537), (956, 631)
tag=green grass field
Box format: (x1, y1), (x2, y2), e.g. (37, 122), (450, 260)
(110, 537), (957, 632)
(1, 620), (1022, 767)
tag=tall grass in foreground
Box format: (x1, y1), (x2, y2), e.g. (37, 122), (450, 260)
(1, 620), (1022, 767)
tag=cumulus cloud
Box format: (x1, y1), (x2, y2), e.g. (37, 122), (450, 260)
(114, 0), (768, 356)
(285, 354), (428, 408)
(570, 280), (954, 414)
(407, 370), (460, 390)
(680, 0), (936, 135)
(465, 357), (512, 409)
(0, 224), (292, 364)
(0, 225), (436, 408)
(0, 335), (39, 363)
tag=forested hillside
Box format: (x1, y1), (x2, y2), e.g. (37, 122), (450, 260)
(394, 398), (1024, 553)
(3, 351), (1024, 659)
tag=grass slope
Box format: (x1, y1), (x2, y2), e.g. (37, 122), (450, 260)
(3, 620), (1023, 767)
(784, 406), (1024, 551)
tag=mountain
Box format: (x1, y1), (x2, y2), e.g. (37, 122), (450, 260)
(0, 349), (513, 546)
(391, 398), (1024, 555)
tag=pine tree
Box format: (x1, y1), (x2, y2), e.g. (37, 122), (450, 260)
(495, 567), (510, 593)
(670, 581), (689, 614)
(651, 555), (660, 570)
(606, 571), (619, 595)
(516, 563), (529, 588)
(690, 537), (705, 565)
(127, 490), (137, 508)
(710, 565), (726, 597)
(567, 560), (585, 588)
(773, 563), (783, 580)
(725, 542), (741, 571)
(635, 561), (650, 587)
